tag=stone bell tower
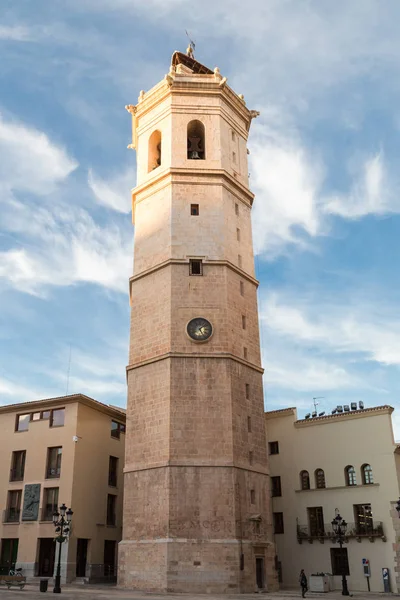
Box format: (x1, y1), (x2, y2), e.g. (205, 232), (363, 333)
(119, 50), (278, 594)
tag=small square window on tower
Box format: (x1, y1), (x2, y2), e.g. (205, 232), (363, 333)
(250, 489), (256, 504)
(245, 383), (250, 399)
(231, 130), (236, 142)
(189, 259), (203, 276)
(232, 151), (237, 164)
(242, 315), (246, 330)
(238, 254), (242, 268)
(191, 204), (199, 216)
(235, 203), (239, 216)
(236, 228), (241, 241)
(240, 281), (244, 296)
(243, 347), (248, 360)
(247, 416), (252, 432)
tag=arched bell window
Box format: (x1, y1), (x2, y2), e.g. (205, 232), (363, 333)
(361, 464), (373, 485)
(345, 465), (357, 486)
(187, 120), (205, 160)
(300, 470), (310, 490)
(148, 130), (162, 172)
(315, 468), (326, 489)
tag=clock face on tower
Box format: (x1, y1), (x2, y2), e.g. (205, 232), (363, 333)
(186, 317), (213, 342)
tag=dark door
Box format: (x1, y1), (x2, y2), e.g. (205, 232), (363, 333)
(37, 539), (55, 577)
(76, 539), (89, 577)
(256, 557), (265, 589)
(103, 540), (116, 577)
(0, 539), (19, 575)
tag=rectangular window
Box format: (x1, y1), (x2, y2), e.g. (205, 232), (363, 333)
(247, 416), (252, 432)
(190, 203), (199, 216)
(236, 228), (240, 241)
(108, 456), (118, 487)
(250, 489), (256, 504)
(308, 506), (324, 536)
(235, 203), (239, 216)
(232, 151), (236, 163)
(42, 410), (51, 420)
(111, 421), (125, 440)
(231, 130), (235, 142)
(268, 441), (279, 455)
(243, 347), (248, 360)
(273, 512), (284, 534)
(46, 447), (62, 479)
(249, 451), (253, 465)
(240, 281), (244, 296)
(354, 504), (373, 535)
(0, 539), (19, 571)
(10, 450), (26, 482)
(31, 412), (41, 421)
(107, 494), (117, 527)
(245, 383), (250, 399)
(330, 548), (350, 576)
(189, 259), (203, 276)
(42, 487), (59, 521)
(271, 476), (282, 497)
(5, 490), (22, 523)
(242, 315), (246, 329)
(238, 254), (242, 268)
(50, 408), (65, 428)
(16, 414), (30, 432)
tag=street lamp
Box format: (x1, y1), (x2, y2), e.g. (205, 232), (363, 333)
(52, 503), (73, 594)
(331, 512), (349, 596)
(395, 498), (400, 517)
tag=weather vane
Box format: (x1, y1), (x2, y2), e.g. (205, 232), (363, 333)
(185, 29), (196, 59)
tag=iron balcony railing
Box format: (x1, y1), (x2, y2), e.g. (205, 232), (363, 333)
(297, 521), (384, 541)
(46, 466), (61, 479)
(3, 508), (21, 523)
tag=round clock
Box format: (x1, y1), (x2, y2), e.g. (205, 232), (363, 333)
(187, 317), (213, 342)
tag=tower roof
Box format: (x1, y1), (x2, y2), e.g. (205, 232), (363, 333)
(171, 51), (214, 75)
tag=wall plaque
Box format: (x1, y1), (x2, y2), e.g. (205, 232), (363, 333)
(22, 484), (41, 521)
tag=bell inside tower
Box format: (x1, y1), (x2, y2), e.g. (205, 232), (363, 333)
(187, 119), (205, 159)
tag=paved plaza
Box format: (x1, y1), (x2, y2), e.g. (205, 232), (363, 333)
(0, 584), (397, 600)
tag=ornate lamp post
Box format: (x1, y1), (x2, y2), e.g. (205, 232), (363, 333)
(52, 504), (73, 594)
(331, 512), (349, 596)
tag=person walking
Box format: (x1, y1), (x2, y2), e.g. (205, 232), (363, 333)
(299, 569), (308, 598)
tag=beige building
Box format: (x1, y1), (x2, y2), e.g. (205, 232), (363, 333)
(120, 49), (278, 593)
(266, 404), (400, 593)
(0, 394), (125, 584)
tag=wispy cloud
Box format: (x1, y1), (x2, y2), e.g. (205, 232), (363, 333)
(88, 167), (133, 213)
(0, 26), (34, 42)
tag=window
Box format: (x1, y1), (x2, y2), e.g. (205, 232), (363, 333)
(247, 416), (252, 432)
(111, 421), (125, 439)
(315, 468), (326, 489)
(300, 470), (310, 490)
(189, 259), (203, 276)
(345, 465), (357, 486)
(231, 130), (236, 142)
(362, 464), (373, 485)
(10, 450), (26, 482)
(249, 451), (253, 465)
(243, 347), (248, 360)
(235, 203), (239, 216)
(232, 151), (237, 163)
(245, 383), (250, 399)
(273, 512), (284, 534)
(107, 495), (117, 526)
(5, 490), (22, 523)
(42, 411), (51, 420)
(242, 315), (246, 330)
(308, 506), (324, 536)
(240, 281), (244, 296)
(187, 120), (205, 159)
(32, 412), (41, 421)
(354, 503), (373, 535)
(190, 203), (199, 216)
(236, 228), (240, 241)
(16, 414), (30, 432)
(331, 548), (350, 576)
(46, 447), (62, 479)
(148, 130), (162, 171)
(50, 408), (65, 428)
(269, 441), (279, 455)
(271, 476), (282, 497)
(108, 456), (118, 487)
(0, 539), (19, 572)
(238, 254), (242, 268)
(42, 488), (59, 521)
(250, 489), (256, 504)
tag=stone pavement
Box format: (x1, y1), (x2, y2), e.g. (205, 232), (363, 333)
(0, 584), (398, 600)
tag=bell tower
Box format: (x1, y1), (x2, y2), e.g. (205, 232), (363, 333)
(119, 51), (278, 594)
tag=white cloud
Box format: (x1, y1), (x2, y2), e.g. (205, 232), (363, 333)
(0, 376), (50, 403)
(0, 26), (33, 42)
(88, 167), (133, 213)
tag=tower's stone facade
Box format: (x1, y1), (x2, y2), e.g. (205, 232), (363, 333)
(119, 52), (278, 593)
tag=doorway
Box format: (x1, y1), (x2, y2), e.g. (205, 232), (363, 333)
(0, 539), (19, 575)
(103, 540), (116, 578)
(256, 557), (265, 589)
(76, 539), (89, 577)
(37, 538), (56, 577)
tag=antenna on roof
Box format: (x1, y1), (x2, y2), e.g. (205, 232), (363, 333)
(312, 396), (324, 413)
(66, 344), (72, 396)
(185, 30), (196, 58)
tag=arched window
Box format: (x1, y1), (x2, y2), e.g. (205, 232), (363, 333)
(345, 465), (357, 486)
(148, 130), (162, 172)
(315, 469), (326, 489)
(300, 470), (310, 490)
(362, 464), (373, 485)
(187, 120), (205, 160)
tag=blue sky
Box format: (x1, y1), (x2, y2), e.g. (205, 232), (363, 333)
(1, 1), (400, 434)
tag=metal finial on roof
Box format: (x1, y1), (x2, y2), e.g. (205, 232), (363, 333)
(185, 29), (196, 58)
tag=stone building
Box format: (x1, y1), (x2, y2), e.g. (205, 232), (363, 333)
(0, 394), (125, 583)
(265, 404), (400, 593)
(119, 49), (278, 593)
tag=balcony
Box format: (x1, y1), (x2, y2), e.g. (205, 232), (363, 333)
(3, 509), (21, 523)
(9, 469), (24, 483)
(46, 467), (61, 479)
(297, 522), (385, 543)
(41, 506), (56, 522)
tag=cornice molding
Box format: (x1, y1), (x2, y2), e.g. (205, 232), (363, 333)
(126, 352), (264, 374)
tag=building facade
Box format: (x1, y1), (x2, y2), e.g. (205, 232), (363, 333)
(119, 50), (278, 593)
(265, 405), (400, 593)
(0, 394), (125, 583)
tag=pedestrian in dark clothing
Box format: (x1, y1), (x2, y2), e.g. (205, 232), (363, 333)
(299, 569), (308, 598)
